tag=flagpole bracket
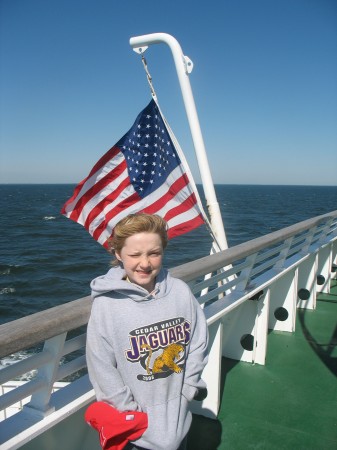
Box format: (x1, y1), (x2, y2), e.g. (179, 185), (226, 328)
(133, 46), (148, 54)
(183, 55), (193, 74)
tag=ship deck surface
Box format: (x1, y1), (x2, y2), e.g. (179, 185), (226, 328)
(188, 280), (337, 450)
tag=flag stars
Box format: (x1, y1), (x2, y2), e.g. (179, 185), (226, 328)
(117, 102), (183, 198)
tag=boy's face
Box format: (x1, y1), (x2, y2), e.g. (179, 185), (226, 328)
(115, 232), (163, 293)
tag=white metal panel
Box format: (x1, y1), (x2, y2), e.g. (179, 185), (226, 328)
(297, 253), (317, 310)
(332, 240), (337, 280)
(316, 244), (332, 293)
(269, 268), (298, 332)
(222, 301), (257, 363)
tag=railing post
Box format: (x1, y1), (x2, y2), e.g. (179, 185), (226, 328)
(275, 237), (293, 270)
(332, 240), (337, 280)
(235, 253), (258, 291)
(316, 243), (332, 294)
(269, 268), (298, 331)
(24, 333), (67, 417)
(297, 253), (317, 310)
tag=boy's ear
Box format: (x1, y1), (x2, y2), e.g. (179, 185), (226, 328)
(115, 252), (122, 262)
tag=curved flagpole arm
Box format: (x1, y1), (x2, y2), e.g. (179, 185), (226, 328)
(130, 33), (228, 250)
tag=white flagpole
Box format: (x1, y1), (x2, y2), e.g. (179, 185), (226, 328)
(130, 32), (228, 251)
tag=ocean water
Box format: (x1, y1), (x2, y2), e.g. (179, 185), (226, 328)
(0, 184), (336, 326)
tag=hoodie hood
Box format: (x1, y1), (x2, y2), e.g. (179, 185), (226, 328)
(90, 266), (171, 302)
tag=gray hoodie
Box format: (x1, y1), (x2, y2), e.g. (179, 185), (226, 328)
(86, 266), (208, 450)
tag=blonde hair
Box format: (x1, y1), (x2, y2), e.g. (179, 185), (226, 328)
(108, 214), (168, 264)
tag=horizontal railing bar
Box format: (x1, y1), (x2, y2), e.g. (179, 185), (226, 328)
(0, 350), (53, 385)
(291, 234), (310, 245)
(199, 275), (245, 303)
(290, 238), (309, 252)
(199, 285), (229, 305)
(191, 261), (246, 294)
(308, 239), (329, 253)
(0, 377), (47, 411)
(56, 355), (87, 381)
(61, 334), (86, 357)
(251, 254), (283, 278)
(288, 243), (310, 258)
(254, 243), (286, 262)
(327, 229), (337, 239)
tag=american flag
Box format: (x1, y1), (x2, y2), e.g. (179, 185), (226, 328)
(61, 99), (205, 248)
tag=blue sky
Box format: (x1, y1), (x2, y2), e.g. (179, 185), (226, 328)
(1, 0), (336, 186)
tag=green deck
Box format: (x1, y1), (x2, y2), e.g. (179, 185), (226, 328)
(188, 280), (337, 450)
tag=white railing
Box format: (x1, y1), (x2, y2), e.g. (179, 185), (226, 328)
(0, 210), (337, 449)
